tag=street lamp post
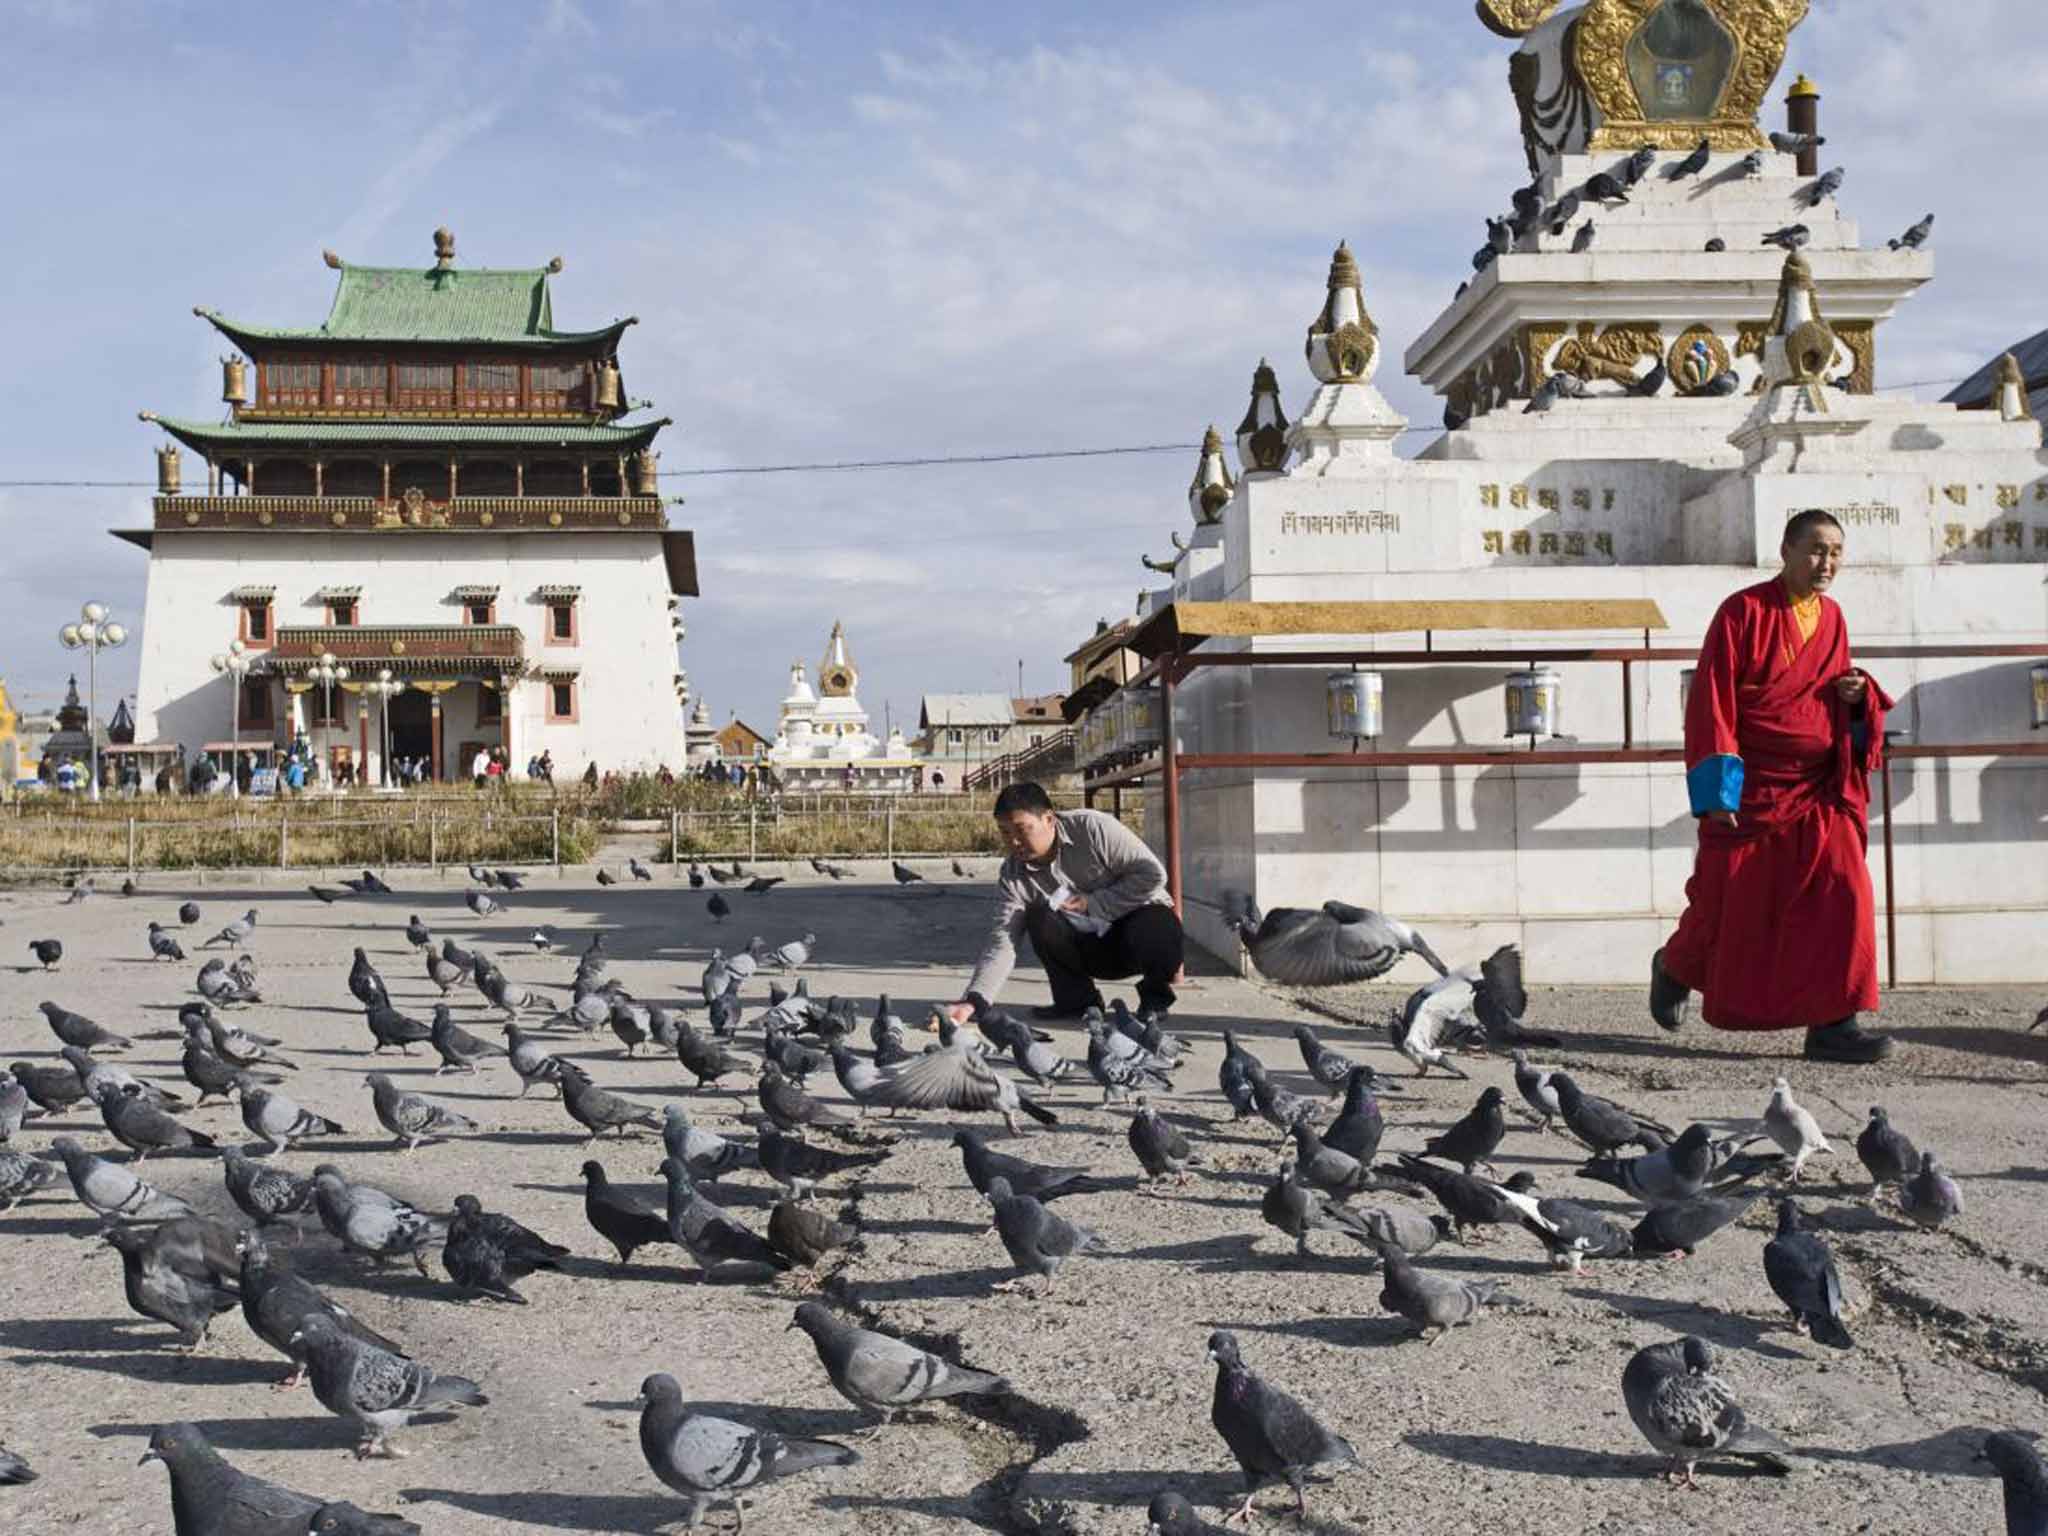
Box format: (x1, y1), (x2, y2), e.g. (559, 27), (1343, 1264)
(309, 650), (350, 791)
(59, 601), (129, 802)
(208, 640), (251, 798)
(368, 669), (406, 790)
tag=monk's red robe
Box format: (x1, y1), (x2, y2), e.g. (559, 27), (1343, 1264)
(1660, 579), (1893, 1031)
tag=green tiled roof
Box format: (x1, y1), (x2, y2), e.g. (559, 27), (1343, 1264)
(196, 262), (635, 350)
(148, 415), (669, 451)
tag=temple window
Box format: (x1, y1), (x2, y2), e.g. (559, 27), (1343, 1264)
(461, 361), (520, 413)
(466, 601), (494, 625)
(237, 601), (273, 646)
(541, 588), (580, 647)
(327, 598), (357, 626)
(547, 680), (578, 722)
(309, 689), (342, 727)
(333, 359), (387, 408)
(240, 678), (273, 727)
(477, 684), (503, 725)
(264, 358), (322, 408)
(530, 362), (589, 413)
(396, 362), (455, 410)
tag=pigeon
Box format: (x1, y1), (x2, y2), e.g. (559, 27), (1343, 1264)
(559, 1063), (661, 1140)
(1888, 213), (1934, 252)
(312, 1166), (446, 1274)
(366, 1072), (477, 1152)
(636, 1372), (857, 1530)
(758, 1128), (887, 1202)
(1206, 1330), (1357, 1522)
(872, 1014), (1057, 1132)
(1471, 243), (1497, 274)
(346, 948), (388, 1008)
(1489, 1181), (1633, 1273)
(1129, 1098), (1193, 1186)
(474, 963), (545, 1018)
(1803, 166), (1845, 206)
(442, 1193), (568, 1303)
(1980, 1432), (2048, 1536)
(1287, 1121), (1379, 1204)
(341, 871), (392, 895)
(1855, 1106), (1919, 1193)
(1510, 1050), (1563, 1131)
(688, 863), (706, 887)
(1769, 130), (1825, 155)
(1578, 1124), (1777, 1205)
(745, 876), (783, 894)
(502, 1023), (565, 1098)
(363, 999), (433, 1055)
(1761, 222), (1811, 251)
(1218, 1030), (1267, 1120)
(676, 1019), (751, 1092)
(890, 860), (923, 885)
(40, 999), (132, 1051)
(659, 1157), (789, 1274)
(65, 1044), (181, 1108)
(196, 955), (261, 1006)
(1323, 1066), (1392, 1163)
(1420, 1085), (1507, 1175)
(606, 998), (650, 1056)
(27, 938), (62, 970)
(147, 922), (186, 963)
(707, 862), (739, 886)
(986, 1175), (1106, 1293)
(1552, 1072), (1671, 1155)
(1631, 1188), (1765, 1259)
(235, 1078), (344, 1157)
(661, 1104), (749, 1181)
(309, 885), (342, 904)
(50, 1136), (195, 1221)
(1359, 1206), (1453, 1259)
(424, 949), (465, 995)
(756, 1062), (852, 1135)
(791, 1301), (1009, 1424)
(1663, 136), (1711, 180)
(1086, 1014), (1172, 1104)
(202, 908), (258, 948)
(1631, 359), (1668, 398)
(1900, 1150), (1963, 1230)
(1763, 1199), (1852, 1348)
(1737, 148), (1765, 177)
(292, 1314), (486, 1459)
(427, 1007), (503, 1075)
(1388, 972), (1483, 1077)
(102, 1223), (239, 1347)
(138, 1424), (423, 1536)
(220, 1145), (318, 1229)
(1251, 1072), (1321, 1140)
(763, 1025), (828, 1082)
(1227, 896), (1447, 986)
(178, 900), (202, 925)
(706, 891), (731, 923)
(0, 1078), (27, 1141)
(238, 1228), (404, 1383)
(822, 1043), (894, 1116)
(580, 1159), (675, 1266)
(1621, 1335), (1795, 1488)
(1571, 221), (1597, 253)
(629, 856), (653, 881)
(464, 888), (501, 918)
(1762, 1076), (1832, 1179)
(1370, 1235), (1511, 1342)
(493, 870), (525, 890)
(405, 915), (432, 949)
(1704, 237), (1726, 252)
(1486, 215), (1512, 255)
(10, 1059), (88, 1114)
(595, 867), (619, 886)
(955, 1127), (1097, 1203)
(769, 1201), (856, 1277)
(94, 1078), (215, 1161)
(767, 931), (814, 970)
(977, 1009), (1073, 1087)
(1291, 1026), (1359, 1096)
(1391, 1153), (1534, 1242)
(1148, 1490), (1232, 1536)
(528, 927), (553, 954)
(1261, 1161), (1375, 1259)
(182, 1021), (264, 1105)
(1622, 144), (1657, 184)
(1583, 171), (1629, 205)
(0, 1148), (59, 1209)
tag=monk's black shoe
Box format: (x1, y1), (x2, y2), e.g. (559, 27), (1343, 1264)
(1804, 1017), (1894, 1064)
(1649, 948), (1691, 1033)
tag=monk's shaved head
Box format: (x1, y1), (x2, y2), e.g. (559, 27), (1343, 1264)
(1781, 508), (1843, 550)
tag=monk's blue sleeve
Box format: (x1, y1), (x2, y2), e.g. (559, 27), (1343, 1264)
(1686, 755), (1743, 816)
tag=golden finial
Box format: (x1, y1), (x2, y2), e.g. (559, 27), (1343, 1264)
(1188, 425), (1236, 527)
(432, 227), (456, 270)
(1306, 241), (1379, 385)
(322, 249), (344, 270)
(1786, 73), (1820, 99)
(1236, 361), (1290, 474)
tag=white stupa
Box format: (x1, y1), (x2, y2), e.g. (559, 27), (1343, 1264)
(767, 623), (918, 790)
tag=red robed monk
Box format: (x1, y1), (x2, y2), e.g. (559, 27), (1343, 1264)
(1651, 508), (1897, 1064)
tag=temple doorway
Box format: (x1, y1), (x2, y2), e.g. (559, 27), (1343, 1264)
(389, 689), (434, 780)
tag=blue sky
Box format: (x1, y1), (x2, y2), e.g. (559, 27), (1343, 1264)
(1, 0), (2040, 735)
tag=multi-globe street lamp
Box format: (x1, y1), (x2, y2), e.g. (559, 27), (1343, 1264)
(367, 669), (407, 789)
(208, 640), (252, 797)
(309, 650), (350, 790)
(58, 601), (128, 801)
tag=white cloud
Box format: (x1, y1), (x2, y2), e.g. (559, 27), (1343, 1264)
(849, 93), (931, 125)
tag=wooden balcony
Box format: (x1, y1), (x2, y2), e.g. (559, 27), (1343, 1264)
(269, 624), (526, 674)
(151, 494), (667, 534)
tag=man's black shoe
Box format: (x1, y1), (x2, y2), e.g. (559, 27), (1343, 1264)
(1649, 947), (1691, 1033)
(1803, 1017), (1894, 1064)
(1032, 1001), (1100, 1022)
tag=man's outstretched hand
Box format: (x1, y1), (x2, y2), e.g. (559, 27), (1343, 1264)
(944, 1001), (975, 1025)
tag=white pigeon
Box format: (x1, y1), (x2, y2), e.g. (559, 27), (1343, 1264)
(1762, 1076), (1832, 1180)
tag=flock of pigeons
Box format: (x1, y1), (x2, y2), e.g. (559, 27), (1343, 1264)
(0, 879), (2040, 1533)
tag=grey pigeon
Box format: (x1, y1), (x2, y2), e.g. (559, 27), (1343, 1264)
(102, 1223), (238, 1347)
(954, 1127), (1097, 1202)
(661, 1103), (749, 1181)
(196, 956), (260, 1005)
(181, 1021), (262, 1105)
(1511, 1049), (1561, 1131)
(1370, 1236), (1510, 1341)
(1737, 148), (1765, 176)
(138, 1423), (423, 1536)
(1251, 1072), (1321, 1139)
(464, 888), (501, 918)
(235, 1079), (343, 1157)
(1420, 1085), (1507, 1175)
(768, 1199), (858, 1271)
(609, 998), (651, 1056)
(1571, 221), (1596, 253)
(1762, 224), (1811, 254)
(706, 891), (730, 922)
(978, 1008), (1072, 1086)
(1128, 1098), (1193, 1186)
(1803, 166), (1844, 206)
(341, 871), (392, 895)
(292, 1313), (486, 1459)
(405, 914), (432, 949)
(629, 856), (653, 881)
(1148, 1490), (1230, 1536)
(94, 1078), (215, 1161)
(767, 931), (814, 970)
(596, 867), (618, 886)
(147, 922), (186, 962)
(178, 900), (201, 925)
(1888, 213), (1934, 252)
(986, 1174), (1105, 1293)
(636, 1371), (857, 1530)
(792, 1300), (1008, 1423)
(1262, 1160), (1374, 1259)
(1901, 1150), (1963, 1230)
(1582, 170), (1628, 204)
(502, 1023), (564, 1098)
(1218, 1030), (1267, 1120)
(1631, 1188), (1765, 1259)
(1086, 1014), (1171, 1103)
(1621, 1335), (1794, 1488)
(312, 1165), (446, 1274)
(1704, 236), (1726, 251)
(659, 1157), (788, 1274)
(1855, 1105), (1919, 1192)
(1980, 1432), (2048, 1536)
(239, 1228), (403, 1385)
(202, 908), (258, 948)
(1579, 1124), (1739, 1205)
(11, 1059), (88, 1113)
(1763, 1199), (1852, 1348)
(220, 1145), (318, 1229)
(1762, 1076), (1831, 1179)
(870, 1014), (1057, 1132)
(1663, 136), (1711, 179)
(0, 1148), (60, 1209)
(363, 999), (432, 1055)
(425, 948), (464, 995)
(442, 1193), (568, 1303)
(346, 948), (387, 1007)
(580, 1159), (674, 1266)
(758, 1127), (887, 1202)
(828, 1042), (897, 1114)
(1359, 1206), (1453, 1259)
(65, 1044), (180, 1107)
(429, 1005), (504, 1074)
(1490, 1180), (1634, 1274)
(27, 938), (62, 969)
(1292, 1025), (1358, 1096)
(366, 1072), (477, 1151)
(1227, 896), (1446, 986)
(1769, 129), (1825, 155)
(1206, 1330), (1357, 1522)
(0, 1078), (27, 1142)
(1552, 1072), (1670, 1155)
(560, 1063), (661, 1140)
(744, 876), (783, 894)
(40, 999), (132, 1051)
(50, 1136), (194, 1221)
(1622, 144), (1657, 183)
(1391, 1153), (1534, 1241)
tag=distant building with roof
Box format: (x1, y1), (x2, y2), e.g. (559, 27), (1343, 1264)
(1945, 334), (2048, 421)
(916, 691), (1070, 789)
(127, 227), (697, 783)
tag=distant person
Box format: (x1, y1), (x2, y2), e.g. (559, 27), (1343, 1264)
(582, 760), (599, 788)
(537, 750), (554, 784)
(947, 780), (1182, 1023)
(1652, 509), (1894, 1063)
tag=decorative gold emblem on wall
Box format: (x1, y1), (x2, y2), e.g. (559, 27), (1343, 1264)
(1832, 320), (1875, 394)
(1668, 325), (1731, 393)
(1575, 0), (1810, 151)
(1475, 0), (1566, 38)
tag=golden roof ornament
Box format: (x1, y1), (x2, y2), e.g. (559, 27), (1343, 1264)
(1187, 425), (1236, 527)
(432, 227), (456, 271)
(1304, 241), (1380, 386)
(1235, 360), (1290, 475)
(1757, 249), (1837, 408)
(1996, 352), (2034, 423)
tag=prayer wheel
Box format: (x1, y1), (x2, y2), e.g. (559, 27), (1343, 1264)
(1326, 667), (1384, 742)
(2032, 663), (2048, 731)
(1504, 668), (1563, 740)
(1123, 688), (1163, 753)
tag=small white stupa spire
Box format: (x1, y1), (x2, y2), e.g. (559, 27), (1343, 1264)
(1188, 426), (1235, 527)
(1304, 241), (1380, 385)
(1287, 241), (1407, 476)
(1235, 360), (1290, 475)
(1995, 352), (2034, 423)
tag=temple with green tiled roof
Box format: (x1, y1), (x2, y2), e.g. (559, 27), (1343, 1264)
(122, 228), (695, 787)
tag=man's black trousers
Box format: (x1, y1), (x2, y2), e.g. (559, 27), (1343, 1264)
(1023, 900), (1183, 1016)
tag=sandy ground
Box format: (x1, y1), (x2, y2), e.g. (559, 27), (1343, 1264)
(0, 869), (2044, 1535)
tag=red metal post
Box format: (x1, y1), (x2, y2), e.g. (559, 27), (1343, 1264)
(1621, 658), (1635, 750)
(1160, 657), (1182, 917)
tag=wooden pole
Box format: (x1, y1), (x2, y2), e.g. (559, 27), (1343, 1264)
(1880, 748), (1897, 990)
(551, 805), (561, 873)
(1161, 658), (1182, 917)
(749, 802), (758, 862)
(671, 808), (680, 875)
(126, 816), (137, 873)
(429, 807), (438, 872)
(278, 809), (288, 869)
